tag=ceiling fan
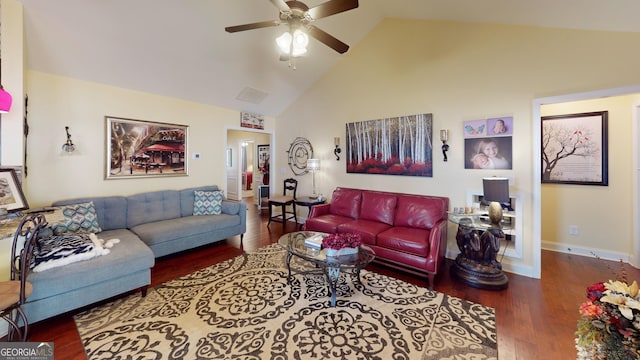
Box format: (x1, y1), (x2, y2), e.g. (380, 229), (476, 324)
(225, 0), (359, 57)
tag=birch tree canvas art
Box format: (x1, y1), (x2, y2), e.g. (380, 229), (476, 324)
(346, 113), (433, 177)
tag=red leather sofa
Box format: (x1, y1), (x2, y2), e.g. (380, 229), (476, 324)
(302, 187), (449, 289)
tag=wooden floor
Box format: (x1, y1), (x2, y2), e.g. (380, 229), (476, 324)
(27, 197), (638, 359)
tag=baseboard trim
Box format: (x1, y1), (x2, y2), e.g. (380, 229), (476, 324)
(541, 240), (632, 263)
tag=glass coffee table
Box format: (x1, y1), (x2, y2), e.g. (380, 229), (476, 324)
(278, 231), (375, 307)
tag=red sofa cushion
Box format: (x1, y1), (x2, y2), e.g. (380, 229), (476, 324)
(395, 195), (447, 230)
(304, 214), (352, 234)
(337, 220), (392, 246)
(377, 226), (430, 257)
(369, 245), (436, 273)
(329, 188), (362, 219)
(360, 191), (397, 225)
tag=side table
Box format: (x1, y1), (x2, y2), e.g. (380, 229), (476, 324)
(278, 231), (375, 307)
(448, 213), (509, 290)
(295, 196), (325, 230)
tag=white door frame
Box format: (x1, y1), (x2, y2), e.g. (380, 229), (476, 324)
(225, 127), (274, 200)
(633, 103), (640, 267)
(533, 85), (640, 278)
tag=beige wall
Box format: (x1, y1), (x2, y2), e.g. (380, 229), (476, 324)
(23, 71), (274, 207)
(0, 0), (25, 166)
(541, 95), (640, 258)
(276, 18), (640, 276)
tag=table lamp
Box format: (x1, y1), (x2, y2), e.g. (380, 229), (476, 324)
(307, 158), (320, 197)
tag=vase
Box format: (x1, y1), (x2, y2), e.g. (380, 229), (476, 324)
(488, 201), (503, 225)
(325, 247), (359, 257)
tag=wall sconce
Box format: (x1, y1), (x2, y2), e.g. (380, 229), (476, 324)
(0, 85), (13, 113)
(62, 126), (76, 153)
(333, 137), (342, 161)
(440, 129), (449, 162)
(306, 158), (321, 197)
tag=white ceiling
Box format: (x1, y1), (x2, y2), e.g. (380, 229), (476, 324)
(16, 0), (640, 117)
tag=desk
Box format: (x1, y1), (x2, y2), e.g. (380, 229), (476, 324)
(295, 196), (325, 230)
(448, 213), (509, 290)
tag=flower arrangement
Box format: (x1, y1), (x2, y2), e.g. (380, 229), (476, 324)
(321, 233), (362, 250)
(576, 267), (640, 359)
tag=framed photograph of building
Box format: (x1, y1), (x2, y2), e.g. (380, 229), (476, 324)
(541, 111), (608, 185)
(0, 168), (29, 212)
(105, 116), (189, 179)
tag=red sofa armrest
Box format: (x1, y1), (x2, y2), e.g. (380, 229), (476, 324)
(308, 203), (330, 218)
(426, 218), (448, 273)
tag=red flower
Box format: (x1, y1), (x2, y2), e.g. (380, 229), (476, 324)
(586, 282), (605, 301)
(322, 233), (362, 250)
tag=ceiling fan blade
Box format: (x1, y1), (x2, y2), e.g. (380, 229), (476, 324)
(307, 25), (349, 53)
(270, 0), (291, 12)
(225, 20), (280, 33)
(307, 0), (359, 20)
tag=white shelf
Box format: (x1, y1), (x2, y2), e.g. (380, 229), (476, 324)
(465, 190), (523, 259)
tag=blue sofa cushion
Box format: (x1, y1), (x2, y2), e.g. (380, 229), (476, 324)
(193, 190), (224, 215)
(51, 201), (102, 235)
(26, 229), (154, 302)
(130, 214), (241, 247)
(127, 190), (181, 228)
(179, 186), (219, 217)
(53, 196), (128, 231)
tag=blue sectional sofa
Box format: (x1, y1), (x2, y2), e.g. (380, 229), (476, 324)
(23, 185), (246, 324)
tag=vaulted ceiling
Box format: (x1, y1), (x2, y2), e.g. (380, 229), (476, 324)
(16, 0), (640, 117)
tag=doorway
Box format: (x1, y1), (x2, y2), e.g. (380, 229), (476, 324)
(225, 129), (272, 202)
(241, 141), (255, 198)
(533, 85), (640, 278)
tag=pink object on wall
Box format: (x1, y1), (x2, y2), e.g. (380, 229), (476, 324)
(0, 86), (12, 113)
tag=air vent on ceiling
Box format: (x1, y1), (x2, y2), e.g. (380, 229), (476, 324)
(236, 86), (268, 104)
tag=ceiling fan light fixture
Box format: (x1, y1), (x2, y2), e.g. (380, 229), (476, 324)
(276, 29), (308, 57)
(293, 29), (309, 50)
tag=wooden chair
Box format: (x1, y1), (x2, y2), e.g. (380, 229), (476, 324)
(0, 213), (47, 341)
(268, 178), (298, 229)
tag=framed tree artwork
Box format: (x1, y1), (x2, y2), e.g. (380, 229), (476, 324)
(541, 111), (608, 185)
(346, 113), (432, 177)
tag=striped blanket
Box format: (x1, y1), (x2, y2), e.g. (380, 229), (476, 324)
(31, 233), (112, 272)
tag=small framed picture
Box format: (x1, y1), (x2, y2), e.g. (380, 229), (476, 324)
(0, 169), (29, 212)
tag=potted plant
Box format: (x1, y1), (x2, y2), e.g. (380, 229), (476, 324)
(322, 233), (362, 256)
(576, 271), (640, 358)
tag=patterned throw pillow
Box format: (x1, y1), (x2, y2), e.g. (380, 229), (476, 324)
(193, 190), (224, 216)
(51, 201), (102, 235)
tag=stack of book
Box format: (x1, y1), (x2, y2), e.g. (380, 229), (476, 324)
(304, 234), (323, 250)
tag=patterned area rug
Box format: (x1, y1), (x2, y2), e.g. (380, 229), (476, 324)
(74, 244), (497, 359)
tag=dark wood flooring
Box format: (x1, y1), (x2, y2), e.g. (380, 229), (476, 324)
(27, 197), (638, 359)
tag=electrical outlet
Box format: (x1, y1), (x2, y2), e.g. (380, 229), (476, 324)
(569, 225), (579, 235)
